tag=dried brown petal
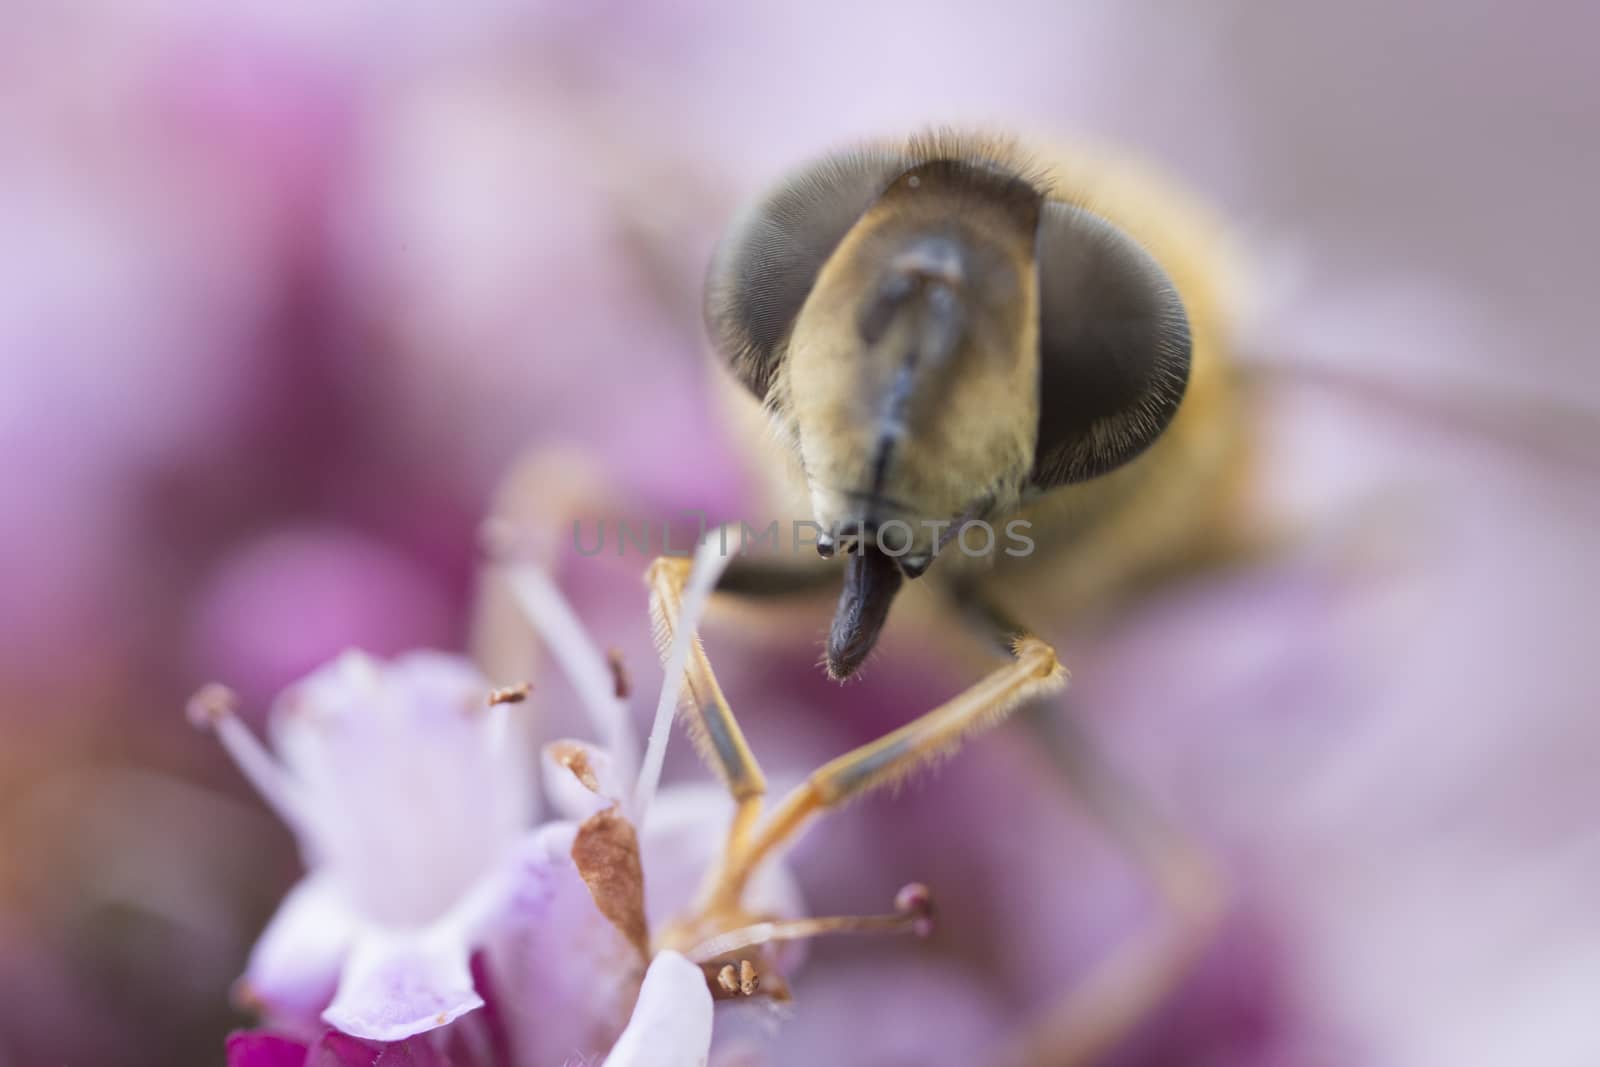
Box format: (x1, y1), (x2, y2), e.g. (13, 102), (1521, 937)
(571, 805), (650, 959)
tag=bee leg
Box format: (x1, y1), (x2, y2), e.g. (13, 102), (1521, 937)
(645, 553), (769, 860)
(955, 593), (1227, 1067)
(696, 632), (1067, 915)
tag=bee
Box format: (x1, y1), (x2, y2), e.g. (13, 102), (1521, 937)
(496, 129), (1593, 1067)
(704, 131), (1252, 680)
(690, 131), (1257, 1064)
(493, 131), (1590, 1064)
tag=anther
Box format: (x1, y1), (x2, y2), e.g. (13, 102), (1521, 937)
(186, 682), (240, 729)
(183, 681), (308, 833)
(895, 882), (936, 938)
(551, 742), (601, 793)
(739, 958), (759, 996)
(488, 682), (532, 706)
(606, 648), (631, 700)
(709, 959), (762, 999)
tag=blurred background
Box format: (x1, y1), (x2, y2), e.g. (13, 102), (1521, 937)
(2, 2), (1597, 1065)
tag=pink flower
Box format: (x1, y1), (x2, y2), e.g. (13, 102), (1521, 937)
(192, 650), (537, 1040)
(202, 528), (982, 1065)
(196, 542), (799, 1063)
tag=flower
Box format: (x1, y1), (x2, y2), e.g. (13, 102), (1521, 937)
(203, 526), (1030, 1064)
(189, 651), (535, 1040)
(188, 539), (691, 1050)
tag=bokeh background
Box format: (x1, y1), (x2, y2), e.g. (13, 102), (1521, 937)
(3, 2), (1597, 1065)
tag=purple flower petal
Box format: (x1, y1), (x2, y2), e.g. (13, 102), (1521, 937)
(440, 823), (580, 945)
(601, 951), (713, 1067)
(226, 1031), (311, 1067)
(477, 824), (644, 1065)
(239, 875), (359, 1032)
(321, 929), (483, 1042)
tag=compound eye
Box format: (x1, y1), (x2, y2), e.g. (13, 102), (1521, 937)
(1030, 202), (1192, 488)
(705, 148), (905, 400)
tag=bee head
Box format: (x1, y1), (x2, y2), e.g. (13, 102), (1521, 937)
(706, 132), (1194, 664)
(785, 159), (1045, 573)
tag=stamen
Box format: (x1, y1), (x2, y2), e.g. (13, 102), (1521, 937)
(488, 682), (532, 706)
(633, 533), (737, 822)
(684, 884), (936, 963)
(185, 683), (309, 833)
(503, 564), (639, 785)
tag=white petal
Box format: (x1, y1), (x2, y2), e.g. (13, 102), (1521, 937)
(237, 874), (358, 1028)
(321, 926), (483, 1041)
(602, 951), (713, 1067)
(541, 739), (625, 821)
